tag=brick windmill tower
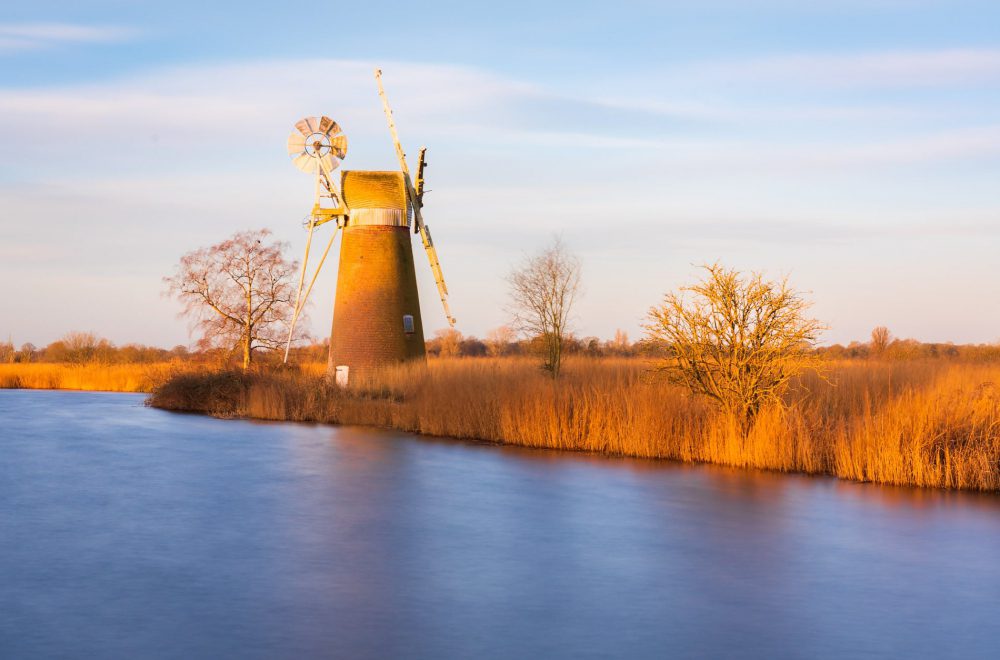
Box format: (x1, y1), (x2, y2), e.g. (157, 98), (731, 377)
(282, 69), (455, 385)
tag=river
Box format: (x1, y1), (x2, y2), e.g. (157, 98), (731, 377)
(1, 390), (998, 658)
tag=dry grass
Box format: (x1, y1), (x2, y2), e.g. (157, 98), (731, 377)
(0, 362), (205, 393)
(148, 357), (1000, 491)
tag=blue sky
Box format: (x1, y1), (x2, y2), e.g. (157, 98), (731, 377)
(2, 1), (999, 347)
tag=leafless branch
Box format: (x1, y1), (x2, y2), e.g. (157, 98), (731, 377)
(507, 237), (581, 377)
(164, 229), (309, 370)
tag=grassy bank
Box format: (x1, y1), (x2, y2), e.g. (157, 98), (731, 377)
(148, 358), (1000, 492)
(0, 362), (202, 393)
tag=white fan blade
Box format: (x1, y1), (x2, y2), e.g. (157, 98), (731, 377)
(292, 153), (317, 173)
(295, 116), (320, 137)
(319, 154), (339, 174)
(287, 132), (307, 155)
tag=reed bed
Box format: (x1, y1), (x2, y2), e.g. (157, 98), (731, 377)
(149, 357), (1000, 491)
(0, 362), (203, 393)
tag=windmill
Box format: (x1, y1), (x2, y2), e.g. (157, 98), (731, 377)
(283, 69), (456, 385)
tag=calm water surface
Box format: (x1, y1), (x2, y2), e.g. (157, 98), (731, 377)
(1, 390), (999, 659)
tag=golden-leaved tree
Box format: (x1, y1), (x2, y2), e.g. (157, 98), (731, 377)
(645, 263), (825, 433)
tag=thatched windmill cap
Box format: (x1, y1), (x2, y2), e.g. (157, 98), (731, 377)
(341, 170), (411, 227)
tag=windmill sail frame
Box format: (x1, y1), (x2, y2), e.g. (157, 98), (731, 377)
(374, 68), (456, 327)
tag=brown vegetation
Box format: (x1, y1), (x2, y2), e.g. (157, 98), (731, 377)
(148, 357), (1000, 492)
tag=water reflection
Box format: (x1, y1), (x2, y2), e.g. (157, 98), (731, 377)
(1, 390), (999, 659)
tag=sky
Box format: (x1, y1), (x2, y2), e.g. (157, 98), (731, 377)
(1, 0), (999, 348)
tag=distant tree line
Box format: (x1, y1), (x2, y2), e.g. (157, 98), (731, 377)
(420, 326), (1000, 364)
(423, 327), (646, 359)
(0, 332), (190, 365)
(815, 338), (1000, 362)
(4, 327), (998, 367)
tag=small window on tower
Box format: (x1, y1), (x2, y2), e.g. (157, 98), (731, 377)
(403, 315), (415, 335)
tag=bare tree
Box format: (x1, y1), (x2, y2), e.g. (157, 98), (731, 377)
(507, 237), (581, 377)
(871, 326), (892, 357)
(644, 264), (825, 432)
(44, 332), (115, 364)
(606, 329), (632, 356)
(0, 339), (14, 363)
(485, 325), (515, 357)
(434, 328), (463, 358)
(18, 343), (36, 363)
(164, 229), (304, 370)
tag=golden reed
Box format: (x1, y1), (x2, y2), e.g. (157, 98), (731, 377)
(0, 362), (203, 393)
(147, 357), (1000, 492)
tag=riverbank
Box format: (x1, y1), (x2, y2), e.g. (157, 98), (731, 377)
(148, 358), (1000, 492)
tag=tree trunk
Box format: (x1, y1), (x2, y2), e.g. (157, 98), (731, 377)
(545, 332), (562, 378)
(242, 334), (251, 371)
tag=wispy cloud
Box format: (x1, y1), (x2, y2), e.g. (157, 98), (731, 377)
(494, 124), (1000, 171)
(590, 96), (946, 123)
(3, 56), (996, 178)
(0, 59), (524, 131)
(0, 23), (138, 52)
(679, 48), (1000, 87)
(0, 58), (534, 179)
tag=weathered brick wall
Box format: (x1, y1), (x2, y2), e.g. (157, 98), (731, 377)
(327, 224), (426, 379)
